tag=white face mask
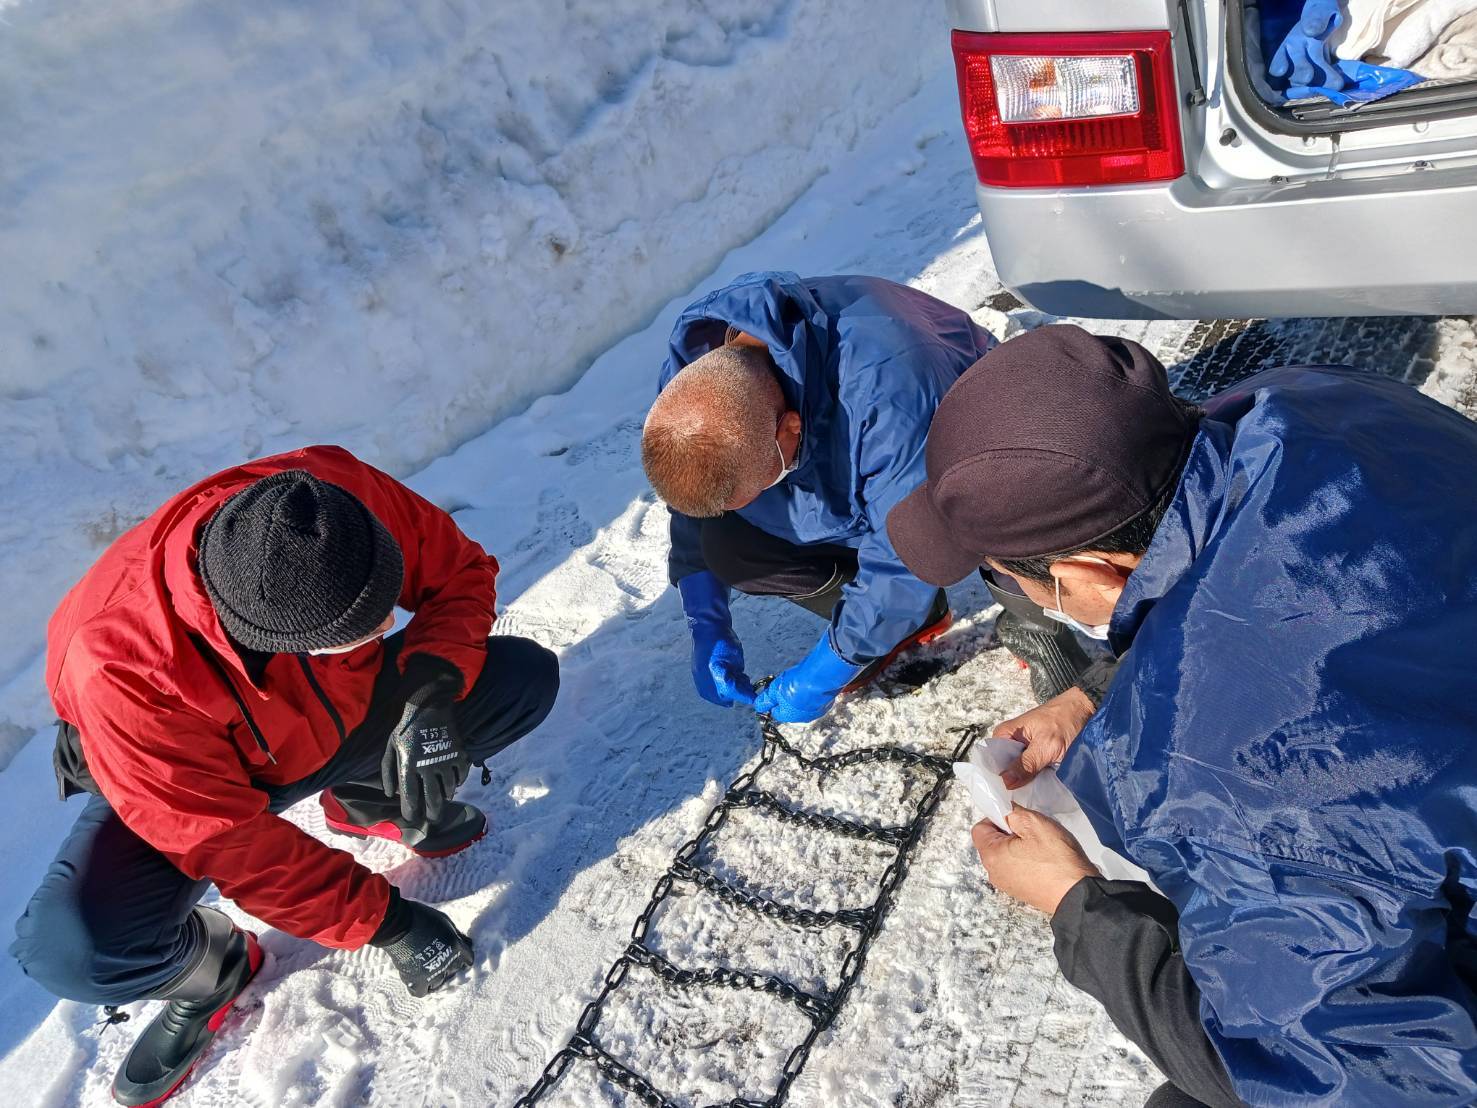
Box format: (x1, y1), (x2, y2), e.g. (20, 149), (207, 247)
(306, 613), (395, 655)
(763, 434), (799, 490)
(307, 637), (381, 656)
(1042, 558), (1113, 641)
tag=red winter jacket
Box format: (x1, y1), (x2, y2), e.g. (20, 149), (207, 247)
(45, 446), (499, 949)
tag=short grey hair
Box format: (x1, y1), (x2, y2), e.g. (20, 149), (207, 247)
(642, 343), (781, 517)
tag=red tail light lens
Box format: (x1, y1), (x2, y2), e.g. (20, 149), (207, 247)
(952, 30), (1185, 188)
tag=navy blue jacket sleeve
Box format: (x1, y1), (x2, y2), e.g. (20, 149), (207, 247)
(831, 499), (939, 662)
(1179, 849), (1477, 1106)
(829, 348), (956, 662)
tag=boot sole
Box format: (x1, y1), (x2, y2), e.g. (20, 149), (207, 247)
(840, 611), (954, 695)
(322, 810), (487, 858)
(117, 932), (263, 1108)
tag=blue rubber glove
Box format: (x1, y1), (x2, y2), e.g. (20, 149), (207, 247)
(1269, 0), (1347, 92)
(678, 572), (756, 708)
(1286, 57), (1421, 104)
(753, 634), (864, 724)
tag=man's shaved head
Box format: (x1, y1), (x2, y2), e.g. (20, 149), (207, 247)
(643, 342), (789, 517)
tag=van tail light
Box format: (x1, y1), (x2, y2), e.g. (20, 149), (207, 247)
(952, 30), (1185, 188)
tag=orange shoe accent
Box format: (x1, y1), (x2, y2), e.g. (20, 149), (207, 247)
(841, 610), (954, 694)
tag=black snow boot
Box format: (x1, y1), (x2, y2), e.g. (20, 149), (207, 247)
(842, 589), (953, 693)
(985, 580), (1093, 703)
(321, 782), (487, 857)
(113, 908), (262, 1107)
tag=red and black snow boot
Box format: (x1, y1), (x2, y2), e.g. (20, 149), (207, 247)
(112, 908), (262, 1107)
(841, 589), (953, 694)
(321, 782), (487, 858)
(983, 579), (1093, 703)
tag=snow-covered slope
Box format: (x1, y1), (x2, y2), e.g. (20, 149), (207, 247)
(0, 0), (947, 761)
(0, 73), (1173, 1106)
(4, 57), (1471, 1104)
(6, 4), (1477, 1105)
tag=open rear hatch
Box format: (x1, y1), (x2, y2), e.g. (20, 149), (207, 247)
(1228, 0), (1477, 134)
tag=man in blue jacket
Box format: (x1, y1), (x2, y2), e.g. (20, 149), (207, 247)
(643, 272), (1104, 723)
(889, 324), (1477, 1108)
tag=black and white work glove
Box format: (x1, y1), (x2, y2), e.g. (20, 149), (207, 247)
(371, 890), (474, 998)
(381, 656), (468, 824)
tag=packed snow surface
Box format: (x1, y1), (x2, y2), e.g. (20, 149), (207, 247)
(0, 0), (946, 759)
(5, 7), (1477, 1107)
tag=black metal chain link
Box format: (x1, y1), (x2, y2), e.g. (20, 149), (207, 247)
(570, 1037), (677, 1107)
(728, 787), (910, 845)
(515, 719), (979, 1107)
(625, 943), (834, 1025)
(669, 857), (876, 932)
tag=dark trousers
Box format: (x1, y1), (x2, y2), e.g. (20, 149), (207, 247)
(699, 512), (1032, 617)
(1146, 1086), (1221, 1108)
(699, 513), (858, 618)
(11, 634), (558, 1006)
(1053, 878), (1243, 1108)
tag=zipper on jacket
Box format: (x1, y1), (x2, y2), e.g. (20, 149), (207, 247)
(296, 654), (347, 745)
(193, 637), (277, 766)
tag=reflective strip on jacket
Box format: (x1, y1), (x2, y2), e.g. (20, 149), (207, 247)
(1061, 367), (1477, 1106)
(658, 271), (997, 662)
(45, 446), (499, 949)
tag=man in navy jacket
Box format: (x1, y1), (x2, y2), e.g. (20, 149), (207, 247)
(642, 272), (1104, 723)
(890, 324), (1477, 1108)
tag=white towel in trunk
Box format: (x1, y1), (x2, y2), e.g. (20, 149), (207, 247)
(1410, 8), (1477, 76)
(1334, 0), (1427, 61)
(1388, 0), (1477, 67)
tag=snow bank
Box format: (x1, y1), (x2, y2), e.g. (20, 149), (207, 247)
(0, 0), (948, 761)
(0, 76), (1169, 1100)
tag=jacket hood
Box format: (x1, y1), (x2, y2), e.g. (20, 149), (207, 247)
(1059, 365), (1477, 1104)
(665, 270), (834, 472)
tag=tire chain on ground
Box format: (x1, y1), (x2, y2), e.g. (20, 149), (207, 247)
(515, 718), (978, 1107)
(1168, 315), (1444, 400)
(518, 309), (1475, 1104)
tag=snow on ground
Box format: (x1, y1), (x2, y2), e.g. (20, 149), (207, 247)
(5, 34), (1477, 1108)
(0, 0), (947, 764)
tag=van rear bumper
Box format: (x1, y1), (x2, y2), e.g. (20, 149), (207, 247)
(978, 167), (1477, 319)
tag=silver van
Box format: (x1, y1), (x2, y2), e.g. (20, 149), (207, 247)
(948, 0), (1477, 318)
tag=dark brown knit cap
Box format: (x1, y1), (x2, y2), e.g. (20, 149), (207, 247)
(887, 325), (1195, 585)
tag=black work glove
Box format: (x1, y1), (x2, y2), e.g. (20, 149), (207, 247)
(371, 890), (474, 998)
(381, 655), (468, 824)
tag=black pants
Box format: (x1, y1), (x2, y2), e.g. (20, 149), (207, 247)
(11, 633), (558, 1006)
(1053, 878), (1243, 1108)
(699, 513), (858, 618)
(699, 511), (1043, 613)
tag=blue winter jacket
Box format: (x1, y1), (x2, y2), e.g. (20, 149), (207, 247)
(1060, 367), (1477, 1107)
(658, 272), (997, 663)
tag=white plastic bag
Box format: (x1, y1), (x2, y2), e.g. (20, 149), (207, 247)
(954, 738), (1154, 886)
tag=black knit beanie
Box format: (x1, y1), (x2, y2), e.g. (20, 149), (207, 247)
(198, 470), (404, 654)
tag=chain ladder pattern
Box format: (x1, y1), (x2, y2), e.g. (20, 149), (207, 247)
(516, 719), (978, 1107)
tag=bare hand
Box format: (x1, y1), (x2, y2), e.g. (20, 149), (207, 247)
(991, 686), (1095, 789)
(971, 806), (1099, 915)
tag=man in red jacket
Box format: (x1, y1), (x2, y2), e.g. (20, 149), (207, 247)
(10, 446), (559, 1107)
